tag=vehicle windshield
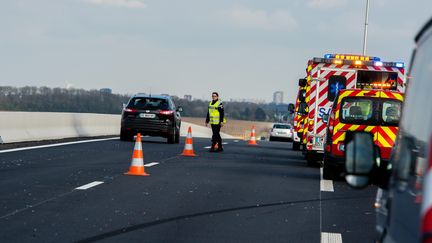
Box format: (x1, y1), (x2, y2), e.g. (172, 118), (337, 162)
(274, 124), (291, 129)
(340, 97), (402, 126)
(128, 98), (170, 110)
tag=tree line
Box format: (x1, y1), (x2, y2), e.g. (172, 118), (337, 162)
(0, 86), (289, 122)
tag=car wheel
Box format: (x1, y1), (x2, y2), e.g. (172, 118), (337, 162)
(175, 128), (180, 144)
(293, 141), (300, 151)
(167, 127), (175, 144)
(120, 129), (133, 141)
(269, 136), (274, 141)
(323, 163), (335, 180)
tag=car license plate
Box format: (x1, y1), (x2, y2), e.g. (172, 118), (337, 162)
(139, 113), (155, 118)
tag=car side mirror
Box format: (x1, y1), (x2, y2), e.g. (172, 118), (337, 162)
(298, 78), (307, 87)
(345, 132), (376, 189)
(288, 103), (295, 114)
(322, 114), (329, 123)
(177, 106), (183, 112)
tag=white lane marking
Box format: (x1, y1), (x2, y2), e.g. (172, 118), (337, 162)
(222, 142), (228, 145)
(144, 162), (159, 167)
(0, 137), (119, 154)
(320, 167), (334, 192)
(234, 140), (239, 142)
(75, 181), (104, 190)
(321, 232), (342, 243)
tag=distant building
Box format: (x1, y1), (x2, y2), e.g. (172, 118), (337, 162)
(100, 88), (112, 94)
(160, 93), (170, 97)
(273, 91), (284, 104)
(184, 95), (192, 101)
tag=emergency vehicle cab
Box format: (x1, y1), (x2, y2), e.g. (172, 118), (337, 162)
(322, 89), (403, 179)
(294, 54), (405, 165)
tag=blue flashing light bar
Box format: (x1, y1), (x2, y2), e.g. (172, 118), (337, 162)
(374, 61), (383, 67)
(395, 62), (404, 68)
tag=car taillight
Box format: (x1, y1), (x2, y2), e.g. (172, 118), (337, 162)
(160, 110), (174, 115)
(124, 108), (137, 113)
(328, 119), (334, 132)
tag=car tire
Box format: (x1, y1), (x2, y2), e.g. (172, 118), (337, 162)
(120, 129), (133, 141)
(269, 136), (274, 141)
(293, 141), (301, 151)
(167, 127), (176, 144)
(323, 163), (335, 180)
(175, 128), (180, 144)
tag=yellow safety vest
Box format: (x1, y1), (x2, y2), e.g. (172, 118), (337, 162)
(209, 100), (221, 125)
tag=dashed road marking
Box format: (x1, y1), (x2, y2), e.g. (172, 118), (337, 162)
(320, 168), (334, 192)
(145, 162), (159, 167)
(75, 181), (104, 190)
(204, 146), (211, 149)
(321, 232), (342, 243)
(0, 137), (119, 154)
(234, 140), (239, 142)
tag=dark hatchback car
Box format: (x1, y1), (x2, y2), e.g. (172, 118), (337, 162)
(120, 94), (182, 143)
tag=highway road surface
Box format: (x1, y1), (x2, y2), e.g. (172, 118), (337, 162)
(0, 137), (376, 243)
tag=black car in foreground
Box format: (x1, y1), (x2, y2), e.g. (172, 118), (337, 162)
(120, 94), (182, 143)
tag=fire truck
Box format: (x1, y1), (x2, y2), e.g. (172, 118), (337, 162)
(293, 54), (405, 165)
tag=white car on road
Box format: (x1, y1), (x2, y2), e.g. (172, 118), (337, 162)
(269, 123), (293, 142)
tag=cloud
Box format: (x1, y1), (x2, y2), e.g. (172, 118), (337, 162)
(307, 0), (347, 9)
(84, 0), (146, 8)
(222, 7), (297, 31)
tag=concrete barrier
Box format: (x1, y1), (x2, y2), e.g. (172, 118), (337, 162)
(0, 112), (233, 143)
(0, 111), (121, 143)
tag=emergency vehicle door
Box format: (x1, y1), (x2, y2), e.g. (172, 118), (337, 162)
(313, 69), (356, 149)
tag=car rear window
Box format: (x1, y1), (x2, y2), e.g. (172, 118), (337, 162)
(340, 97), (402, 126)
(340, 98), (373, 123)
(128, 98), (170, 110)
(382, 100), (401, 126)
(273, 124), (291, 129)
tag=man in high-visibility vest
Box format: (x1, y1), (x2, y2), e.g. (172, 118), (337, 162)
(205, 92), (225, 152)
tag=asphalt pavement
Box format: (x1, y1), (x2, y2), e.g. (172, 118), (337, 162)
(0, 137), (376, 242)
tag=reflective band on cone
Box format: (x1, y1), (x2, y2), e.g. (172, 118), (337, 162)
(181, 126), (196, 156)
(248, 125), (258, 146)
(125, 133), (150, 176)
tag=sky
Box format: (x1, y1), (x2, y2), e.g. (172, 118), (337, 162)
(1, 0), (431, 103)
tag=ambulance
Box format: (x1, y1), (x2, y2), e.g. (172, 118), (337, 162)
(294, 54), (405, 165)
(322, 89), (404, 179)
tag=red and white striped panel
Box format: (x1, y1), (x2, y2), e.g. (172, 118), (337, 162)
(364, 66), (405, 93)
(421, 138), (432, 240)
(315, 68), (356, 137)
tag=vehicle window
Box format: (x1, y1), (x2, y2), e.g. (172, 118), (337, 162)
(327, 75), (347, 101)
(357, 70), (398, 90)
(274, 124), (291, 129)
(128, 98), (169, 110)
(382, 100), (402, 126)
(340, 98), (374, 124)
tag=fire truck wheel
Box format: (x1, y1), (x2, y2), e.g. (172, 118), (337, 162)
(323, 164), (335, 180)
(293, 141), (301, 151)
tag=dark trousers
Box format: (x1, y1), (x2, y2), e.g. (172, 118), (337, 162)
(211, 124), (222, 148)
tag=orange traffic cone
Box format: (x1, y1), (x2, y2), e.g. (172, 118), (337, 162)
(248, 126), (258, 146)
(125, 133), (150, 176)
(181, 126), (196, 156)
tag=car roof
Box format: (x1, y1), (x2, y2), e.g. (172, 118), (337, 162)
(131, 94), (171, 100)
(415, 17), (432, 43)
